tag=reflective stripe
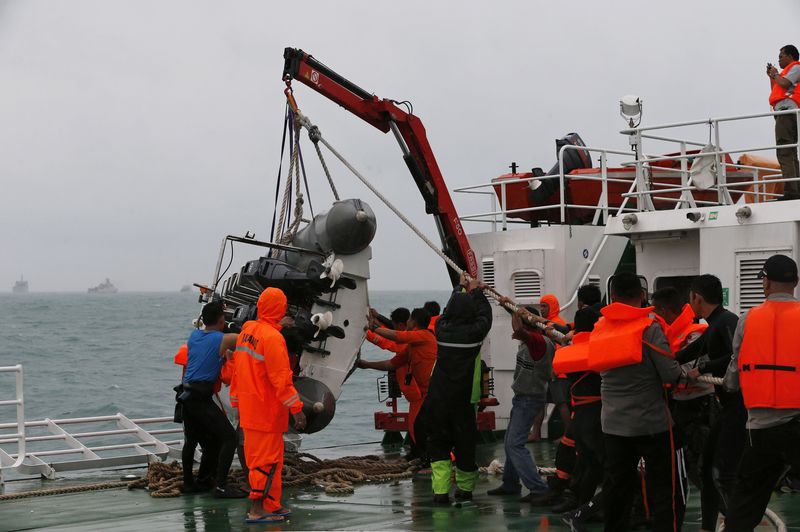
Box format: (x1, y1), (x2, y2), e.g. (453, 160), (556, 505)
(436, 341), (483, 349)
(235, 345), (264, 361)
(282, 394), (299, 406)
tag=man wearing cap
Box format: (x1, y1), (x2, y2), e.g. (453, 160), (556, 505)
(723, 254), (800, 530)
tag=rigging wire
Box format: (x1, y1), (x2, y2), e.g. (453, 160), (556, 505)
(270, 104), (291, 243)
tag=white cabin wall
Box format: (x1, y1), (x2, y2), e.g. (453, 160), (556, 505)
(632, 232), (701, 291)
(467, 226), (627, 430)
(699, 222), (799, 314)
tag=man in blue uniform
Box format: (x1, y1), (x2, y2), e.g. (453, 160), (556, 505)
(181, 301), (246, 498)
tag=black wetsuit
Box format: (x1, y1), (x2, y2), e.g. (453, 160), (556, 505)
(676, 305), (744, 529)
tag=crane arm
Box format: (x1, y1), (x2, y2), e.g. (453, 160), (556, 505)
(282, 47), (478, 283)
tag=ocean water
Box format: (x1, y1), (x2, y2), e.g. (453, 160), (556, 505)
(0, 291), (450, 449)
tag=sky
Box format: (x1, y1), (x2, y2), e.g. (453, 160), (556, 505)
(1, 0), (798, 291)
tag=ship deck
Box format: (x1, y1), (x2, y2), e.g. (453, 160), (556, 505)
(1, 441), (797, 531)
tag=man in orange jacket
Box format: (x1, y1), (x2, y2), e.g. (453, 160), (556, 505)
(232, 287), (306, 524)
(359, 308), (437, 460)
(767, 44), (800, 200)
(724, 254), (800, 530)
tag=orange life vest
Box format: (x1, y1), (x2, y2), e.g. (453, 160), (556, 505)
(738, 300), (800, 409)
(552, 332), (591, 374)
(174, 344), (188, 367)
(587, 303), (656, 372)
(666, 304), (708, 355)
(770, 61), (800, 108)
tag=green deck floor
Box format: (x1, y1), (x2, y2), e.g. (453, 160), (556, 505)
(1, 441), (798, 531)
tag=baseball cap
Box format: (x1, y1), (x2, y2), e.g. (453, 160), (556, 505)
(757, 254), (799, 282)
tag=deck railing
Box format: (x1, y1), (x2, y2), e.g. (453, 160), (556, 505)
(454, 108), (800, 229)
(0, 364), (184, 483)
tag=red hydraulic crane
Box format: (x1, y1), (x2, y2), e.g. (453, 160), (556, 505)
(282, 47), (478, 284)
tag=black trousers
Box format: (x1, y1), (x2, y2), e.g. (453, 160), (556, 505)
(572, 404), (604, 504)
(181, 394), (237, 487)
(776, 113), (800, 198)
(603, 431), (686, 532)
(425, 400), (478, 473)
(725, 417), (800, 532)
(700, 397), (746, 529)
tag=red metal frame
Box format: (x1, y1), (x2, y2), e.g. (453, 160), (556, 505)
(282, 48), (477, 282)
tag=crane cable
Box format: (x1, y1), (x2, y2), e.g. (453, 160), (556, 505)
(292, 108), (565, 344)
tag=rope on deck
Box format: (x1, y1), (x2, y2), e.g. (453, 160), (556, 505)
(0, 480), (131, 501)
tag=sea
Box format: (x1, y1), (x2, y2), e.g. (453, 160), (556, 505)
(0, 290), (450, 450)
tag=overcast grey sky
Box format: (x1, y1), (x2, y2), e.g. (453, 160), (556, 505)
(2, 0), (798, 291)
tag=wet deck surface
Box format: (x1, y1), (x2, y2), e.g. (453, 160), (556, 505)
(2, 441), (798, 531)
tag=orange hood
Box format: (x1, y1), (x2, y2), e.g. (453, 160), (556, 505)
(541, 294), (566, 325)
(257, 287), (287, 328)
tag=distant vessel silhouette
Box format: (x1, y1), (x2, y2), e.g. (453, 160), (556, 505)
(88, 278), (118, 294)
(12, 275), (28, 294)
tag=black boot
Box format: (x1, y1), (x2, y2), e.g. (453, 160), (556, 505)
(433, 493), (450, 505)
(454, 489), (473, 502)
(551, 489), (579, 513)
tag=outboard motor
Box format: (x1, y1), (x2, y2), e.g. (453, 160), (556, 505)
(216, 198), (376, 435)
(530, 132), (592, 205)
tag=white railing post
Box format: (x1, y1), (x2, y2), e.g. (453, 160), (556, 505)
(490, 188), (497, 232)
(558, 147), (566, 223)
(0, 365), (26, 475)
(500, 181), (508, 231)
(600, 151), (608, 223)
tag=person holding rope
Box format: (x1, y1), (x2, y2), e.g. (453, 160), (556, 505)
(487, 302), (555, 502)
(723, 254), (800, 531)
(179, 302), (246, 498)
(232, 287), (306, 524)
(596, 273), (687, 531)
(677, 275), (744, 530)
(360, 307), (437, 461)
(425, 273), (492, 504)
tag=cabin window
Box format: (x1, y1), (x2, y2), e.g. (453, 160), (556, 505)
(512, 270), (542, 299)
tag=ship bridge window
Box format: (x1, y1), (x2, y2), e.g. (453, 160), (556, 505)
(513, 270), (542, 299)
(481, 258), (495, 289)
(606, 274), (649, 302)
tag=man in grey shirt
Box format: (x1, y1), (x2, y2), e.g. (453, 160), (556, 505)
(723, 254), (800, 530)
(488, 304), (555, 502)
(768, 44), (800, 200)
(600, 273), (687, 532)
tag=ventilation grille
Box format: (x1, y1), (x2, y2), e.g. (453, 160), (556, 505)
(481, 258), (495, 288)
(738, 257), (766, 313)
(587, 275), (601, 288)
(513, 271), (542, 299)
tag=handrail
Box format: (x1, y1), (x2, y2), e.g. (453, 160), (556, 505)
(0, 365), (25, 470)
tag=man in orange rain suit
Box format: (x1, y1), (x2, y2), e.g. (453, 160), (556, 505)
(359, 308), (437, 460)
(233, 287), (306, 523)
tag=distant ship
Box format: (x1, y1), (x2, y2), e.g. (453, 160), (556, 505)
(12, 276), (28, 294)
(88, 278), (118, 294)
(179, 284), (192, 293)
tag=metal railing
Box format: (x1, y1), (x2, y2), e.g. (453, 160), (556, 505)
(0, 366), (26, 476)
(454, 108), (800, 228)
(0, 364), (184, 483)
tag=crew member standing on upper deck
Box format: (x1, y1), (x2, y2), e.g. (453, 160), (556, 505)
(768, 44), (800, 200)
(723, 254), (800, 531)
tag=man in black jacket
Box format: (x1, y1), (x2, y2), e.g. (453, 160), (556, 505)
(677, 274), (744, 530)
(425, 273), (493, 504)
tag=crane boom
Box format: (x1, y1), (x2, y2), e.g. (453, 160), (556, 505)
(282, 47), (478, 284)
